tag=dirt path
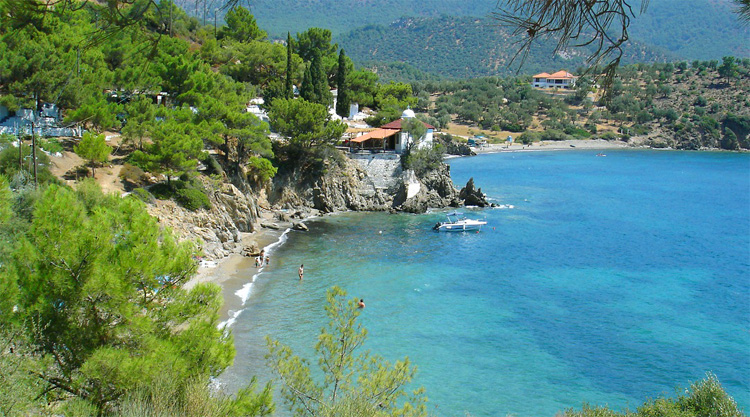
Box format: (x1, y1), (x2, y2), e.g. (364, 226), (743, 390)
(47, 132), (127, 195)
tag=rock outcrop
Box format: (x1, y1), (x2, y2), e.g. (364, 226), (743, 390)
(436, 135), (476, 156)
(147, 180), (261, 260)
(147, 150), (487, 261)
(394, 163), (461, 213)
(458, 177), (493, 207)
(270, 152), (461, 214)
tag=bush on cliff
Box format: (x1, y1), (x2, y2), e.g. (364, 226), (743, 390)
(176, 186), (212, 211)
(401, 143), (444, 177)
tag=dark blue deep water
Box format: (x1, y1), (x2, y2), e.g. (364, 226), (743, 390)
(219, 150), (750, 416)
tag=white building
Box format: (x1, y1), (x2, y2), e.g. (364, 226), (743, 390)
(349, 108), (434, 153)
(246, 98), (269, 123)
(532, 70), (577, 89)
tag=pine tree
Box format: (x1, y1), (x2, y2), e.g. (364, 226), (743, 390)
(335, 49), (350, 118)
(285, 32), (293, 99)
(74, 132), (111, 178)
(267, 286), (427, 417)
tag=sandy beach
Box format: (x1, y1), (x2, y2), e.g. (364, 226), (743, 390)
(473, 138), (630, 154)
(185, 212), (296, 291)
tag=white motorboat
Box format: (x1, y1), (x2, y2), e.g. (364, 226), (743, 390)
(433, 212), (487, 232)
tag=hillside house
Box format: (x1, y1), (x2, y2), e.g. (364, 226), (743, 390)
(532, 70), (577, 89)
(349, 108), (434, 153)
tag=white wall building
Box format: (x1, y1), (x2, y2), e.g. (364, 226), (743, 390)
(532, 70), (577, 89)
(350, 108), (434, 153)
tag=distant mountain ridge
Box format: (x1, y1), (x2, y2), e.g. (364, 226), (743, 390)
(628, 0), (749, 60)
(178, 0), (748, 80)
(337, 16), (675, 80)
(229, 0), (747, 61)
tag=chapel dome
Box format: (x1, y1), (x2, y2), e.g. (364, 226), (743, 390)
(401, 108), (415, 119)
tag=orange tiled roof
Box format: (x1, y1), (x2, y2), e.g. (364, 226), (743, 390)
(546, 70), (575, 79)
(533, 72), (551, 78)
(350, 128), (399, 143)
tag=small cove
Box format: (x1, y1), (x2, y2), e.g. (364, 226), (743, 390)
(217, 149), (750, 416)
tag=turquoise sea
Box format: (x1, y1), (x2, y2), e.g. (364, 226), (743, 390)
(218, 150), (750, 417)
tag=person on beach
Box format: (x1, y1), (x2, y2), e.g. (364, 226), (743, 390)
(358, 299), (365, 309)
(255, 256), (260, 267)
(265, 256), (269, 266)
(298, 264), (304, 280)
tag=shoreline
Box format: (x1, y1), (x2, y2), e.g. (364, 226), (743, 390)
(182, 142), (697, 324)
(186, 140), (630, 295)
(472, 139), (631, 154)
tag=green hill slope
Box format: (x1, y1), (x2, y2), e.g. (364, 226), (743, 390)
(338, 16), (675, 79)
(191, 0), (749, 61)
(629, 0), (749, 60)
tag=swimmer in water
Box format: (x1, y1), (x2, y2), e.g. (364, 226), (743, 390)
(358, 299), (365, 309)
(298, 264), (304, 280)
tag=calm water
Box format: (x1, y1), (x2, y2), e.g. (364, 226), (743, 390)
(218, 149), (750, 417)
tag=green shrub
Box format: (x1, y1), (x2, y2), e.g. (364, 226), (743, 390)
(129, 188), (155, 204)
(202, 154), (224, 177)
(119, 163), (145, 186)
(540, 129), (574, 141)
(564, 125), (591, 139)
(175, 187), (211, 211)
(599, 131), (618, 141)
(561, 374), (742, 417)
(149, 182), (177, 200)
(246, 156), (277, 185)
(401, 143), (444, 176)
(39, 138), (64, 154)
(677, 372), (743, 417)
(519, 131), (541, 144)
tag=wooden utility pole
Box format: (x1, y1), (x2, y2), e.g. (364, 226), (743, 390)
(17, 122), (22, 170)
(31, 122), (37, 188)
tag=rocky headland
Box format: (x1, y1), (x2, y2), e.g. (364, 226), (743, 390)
(148, 151), (488, 261)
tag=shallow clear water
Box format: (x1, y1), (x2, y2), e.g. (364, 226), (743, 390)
(218, 149), (750, 416)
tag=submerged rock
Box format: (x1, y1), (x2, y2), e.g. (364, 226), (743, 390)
(292, 222), (309, 231)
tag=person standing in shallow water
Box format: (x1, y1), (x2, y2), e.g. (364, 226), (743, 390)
(358, 299), (365, 309)
(298, 264), (304, 280)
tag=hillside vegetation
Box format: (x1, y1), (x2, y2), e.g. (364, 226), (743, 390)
(338, 16), (675, 80)
(189, 0), (749, 70)
(412, 59), (750, 150)
(629, 0), (749, 60)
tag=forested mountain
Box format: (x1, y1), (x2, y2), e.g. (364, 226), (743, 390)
(184, 0), (749, 62)
(338, 16), (675, 80)
(628, 0), (749, 60)
(202, 0), (496, 37)
(207, 0), (748, 56)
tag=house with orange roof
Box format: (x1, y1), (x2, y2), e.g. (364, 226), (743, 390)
(349, 108), (434, 153)
(532, 70), (577, 89)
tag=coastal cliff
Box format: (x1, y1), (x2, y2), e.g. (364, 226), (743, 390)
(150, 151), (471, 260)
(147, 180), (262, 259)
(270, 152), (461, 213)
